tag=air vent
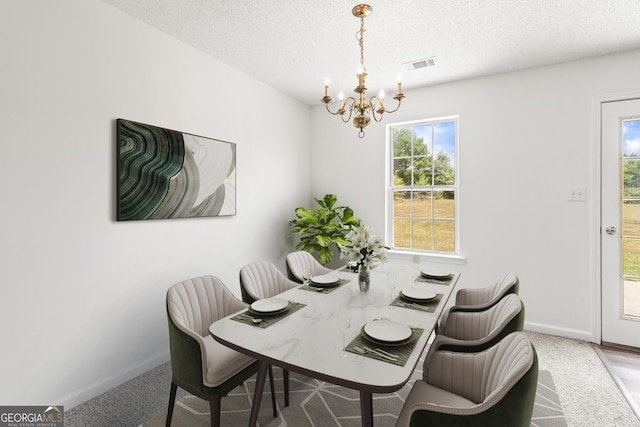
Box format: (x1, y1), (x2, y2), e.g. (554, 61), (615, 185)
(402, 56), (437, 71)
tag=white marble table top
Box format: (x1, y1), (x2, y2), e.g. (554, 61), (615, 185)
(210, 261), (459, 393)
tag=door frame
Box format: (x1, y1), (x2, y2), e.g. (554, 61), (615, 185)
(593, 90), (640, 345)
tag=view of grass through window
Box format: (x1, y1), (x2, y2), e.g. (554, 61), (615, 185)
(623, 119), (640, 281)
(389, 118), (457, 253)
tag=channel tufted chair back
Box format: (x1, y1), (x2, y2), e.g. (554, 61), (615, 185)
(437, 273), (520, 340)
(427, 294), (525, 364)
(397, 332), (538, 427)
(440, 293), (524, 340)
(168, 276), (247, 339)
(166, 275), (277, 427)
(454, 272), (519, 309)
(285, 251), (333, 283)
(239, 261), (298, 304)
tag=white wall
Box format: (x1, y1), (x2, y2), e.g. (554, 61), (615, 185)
(311, 49), (640, 341)
(0, 1), (310, 408)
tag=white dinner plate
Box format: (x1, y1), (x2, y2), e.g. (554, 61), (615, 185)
(250, 298), (289, 314)
(311, 273), (340, 285)
(363, 320), (412, 343)
(421, 268), (451, 279)
(401, 288), (437, 301)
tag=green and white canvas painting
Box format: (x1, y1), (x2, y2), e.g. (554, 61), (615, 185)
(117, 119), (236, 220)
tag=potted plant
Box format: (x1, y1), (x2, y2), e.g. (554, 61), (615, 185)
(289, 194), (360, 265)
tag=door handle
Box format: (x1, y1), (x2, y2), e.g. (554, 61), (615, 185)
(606, 226), (617, 235)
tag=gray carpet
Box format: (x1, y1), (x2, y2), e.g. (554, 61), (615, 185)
(141, 368), (566, 427)
(67, 332), (639, 426)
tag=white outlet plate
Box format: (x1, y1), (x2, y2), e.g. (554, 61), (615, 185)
(568, 186), (586, 201)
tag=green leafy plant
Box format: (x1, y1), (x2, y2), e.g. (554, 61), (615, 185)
(289, 194), (361, 265)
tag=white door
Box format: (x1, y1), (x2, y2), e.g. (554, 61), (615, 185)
(602, 98), (640, 348)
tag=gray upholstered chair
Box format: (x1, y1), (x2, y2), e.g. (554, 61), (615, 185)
(438, 273), (519, 333)
(429, 294), (525, 360)
(239, 261), (297, 405)
(397, 332), (538, 427)
(285, 250), (333, 283)
(166, 275), (277, 427)
(239, 261), (299, 304)
(452, 272), (519, 310)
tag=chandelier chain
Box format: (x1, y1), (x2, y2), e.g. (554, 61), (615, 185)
(359, 15), (366, 71)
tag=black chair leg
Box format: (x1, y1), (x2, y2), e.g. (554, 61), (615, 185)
(283, 369), (290, 406)
(166, 381), (177, 427)
(268, 365), (277, 417)
(209, 396), (221, 427)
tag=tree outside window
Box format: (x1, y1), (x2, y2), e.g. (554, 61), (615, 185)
(388, 118), (458, 253)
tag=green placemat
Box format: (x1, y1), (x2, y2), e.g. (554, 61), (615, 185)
(298, 278), (350, 294)
(415, 274), (454, 285)
(391, 294), (443, 313)
(231, 301), (306, 328)
(344, 326), (424, 366)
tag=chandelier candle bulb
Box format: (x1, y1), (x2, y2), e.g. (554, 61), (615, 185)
(379, 89), (384, 99)
(397, 81), (402, 95)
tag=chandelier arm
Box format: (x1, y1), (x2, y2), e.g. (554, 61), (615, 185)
(371, 110), (383, 122)
(341, 111), (354, 123)
(369, 94), (404, 115)
(383, 97), (404, 114)
(323, 96), (353, 117)
(323, 102), (343, 116)
(369, 96), (385, 122)
(340, 97), (356, 123)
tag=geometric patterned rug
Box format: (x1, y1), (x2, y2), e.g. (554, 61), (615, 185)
(141, 368), (566, 427)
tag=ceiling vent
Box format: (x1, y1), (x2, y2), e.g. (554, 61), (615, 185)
(402, 56), (437, 71)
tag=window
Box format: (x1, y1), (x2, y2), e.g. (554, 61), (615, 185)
(387, 117), (458, 254)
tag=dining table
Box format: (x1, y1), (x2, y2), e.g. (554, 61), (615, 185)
(209, 260), (459, 427)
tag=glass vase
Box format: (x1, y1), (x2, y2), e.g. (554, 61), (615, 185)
(358, 265), (370, 292)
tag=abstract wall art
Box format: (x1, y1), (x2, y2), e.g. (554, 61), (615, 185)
(117, 119), (236, 220)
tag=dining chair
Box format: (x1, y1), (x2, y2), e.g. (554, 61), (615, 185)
(452, 272), (519, 310)
(239, 261), (299, 304)
(239, 261), (297, 406)
(285, 250), (333, 283)
(429, 293), (525, 360)
(437, 273), (519, 333)
(166, 275), (278, 427)
(396, 332), (538, 427)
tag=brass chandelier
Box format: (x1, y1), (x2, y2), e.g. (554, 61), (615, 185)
(321, 4), (405, 138)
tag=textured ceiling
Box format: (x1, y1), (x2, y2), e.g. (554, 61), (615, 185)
(99, 0), (640, 106)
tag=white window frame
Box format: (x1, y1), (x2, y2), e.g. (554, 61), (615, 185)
(385, 116), (463, 262)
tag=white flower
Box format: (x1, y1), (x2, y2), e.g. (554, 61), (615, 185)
(340, 225), (387, 268)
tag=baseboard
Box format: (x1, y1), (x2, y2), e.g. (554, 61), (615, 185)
(58, 351), (170, 410)
(524, 321), (595, 342)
